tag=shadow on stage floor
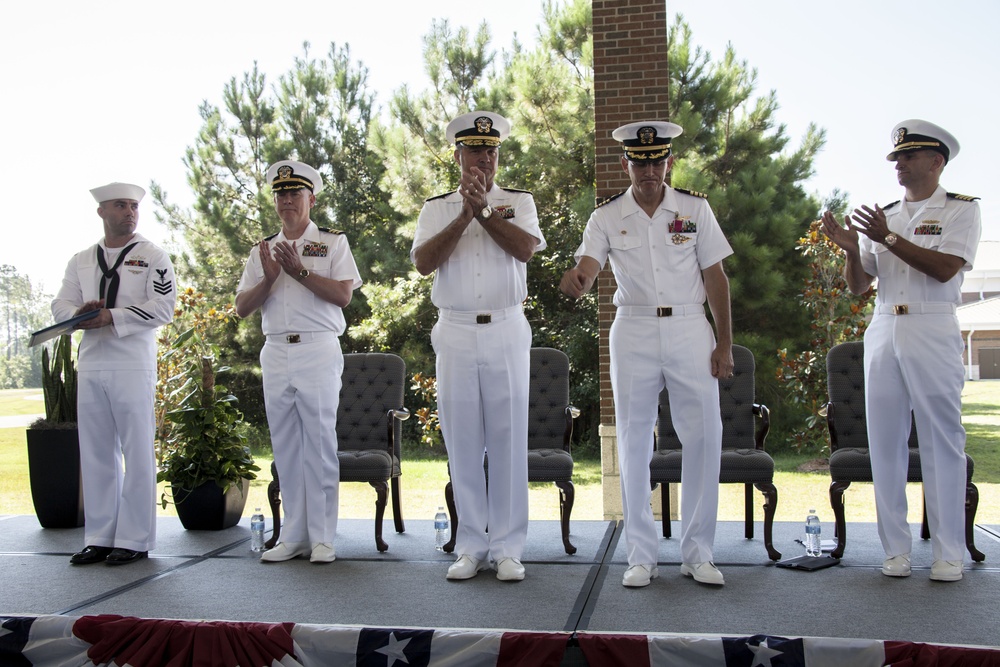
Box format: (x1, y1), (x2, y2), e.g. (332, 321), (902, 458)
(3, 514), (999, 651)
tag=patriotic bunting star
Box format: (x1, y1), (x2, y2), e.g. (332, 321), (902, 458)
(748, 637), (785, 667)
(376, 632), (412, 666)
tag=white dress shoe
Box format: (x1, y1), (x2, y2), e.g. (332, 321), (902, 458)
(260, 542), (310, 562)
(622, 564), (658, 588)
(930, 559), (963, 582)
(446, 554), (483, 580)
(495, 557), (525, 581)
(681, 562), (725, 585)
(881, 554), (911, 577)
(310, 543), (336, 563)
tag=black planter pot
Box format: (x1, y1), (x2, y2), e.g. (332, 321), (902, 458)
(172, 479), (250, 530)
(25, 428), (85, 528)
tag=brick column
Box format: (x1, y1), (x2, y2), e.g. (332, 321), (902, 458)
(593, 0), (673, 519)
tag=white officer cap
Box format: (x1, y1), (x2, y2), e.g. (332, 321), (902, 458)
(612, 121), (683, 161)
(887, 119), (960, 163)
(266, 160), (324, 195)
(90, 182), (145, 203)
(446, 111), (511, 147)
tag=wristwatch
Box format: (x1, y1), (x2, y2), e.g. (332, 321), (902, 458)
(297, 268), (310, 281)
(883, 233), (898, 247)
(476, 205), (493, 222)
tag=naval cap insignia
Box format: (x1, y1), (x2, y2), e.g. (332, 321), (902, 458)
(277, 165), (293, 179)
(638, 126), (656, 145)
(475, 116), (493, 134)
(893, 127), (907, 146)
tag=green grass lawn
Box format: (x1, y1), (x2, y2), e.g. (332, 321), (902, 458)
(3, 381), (998, 524)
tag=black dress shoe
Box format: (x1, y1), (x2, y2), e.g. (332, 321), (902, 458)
(70, 545), (114, 565)
(105, 548), (148, 565)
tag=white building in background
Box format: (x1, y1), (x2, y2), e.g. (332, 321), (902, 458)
(960, 240), (1000, 379)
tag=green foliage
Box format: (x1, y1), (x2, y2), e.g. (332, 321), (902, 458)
(0, 265), (50, 390)
(776, 214), (873, 455)
(156, 328), (259, 503)
(36, 335), (76, 428)
(410, 372), (443, 448)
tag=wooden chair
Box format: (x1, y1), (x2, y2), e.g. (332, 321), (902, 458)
(650, 344), (781, 561)
(443, 347), (580, 555)
(265, 352), (409, 552)
(825, 341), (984, 561)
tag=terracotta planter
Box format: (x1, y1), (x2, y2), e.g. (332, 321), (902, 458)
(172, 479), (250, 530)
(25, 428), (85, 528)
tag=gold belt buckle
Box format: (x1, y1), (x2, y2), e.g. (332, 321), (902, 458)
(893, 305), (909, 315)
(656, 307), (673, 317)
(476, 314), (492, 324)
(286, 334), (301, 343)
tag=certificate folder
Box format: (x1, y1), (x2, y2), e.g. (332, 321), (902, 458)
(28, 310), (100, 348)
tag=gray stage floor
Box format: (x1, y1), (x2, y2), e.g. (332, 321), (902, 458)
(3, 514), (1000, 650)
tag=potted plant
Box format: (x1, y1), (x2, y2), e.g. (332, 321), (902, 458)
(25, 334), (85, 528)
(157, 328), (259, 530)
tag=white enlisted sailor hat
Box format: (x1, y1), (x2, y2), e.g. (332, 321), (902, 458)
(266, 160), (324, 194)
(612, 121), (683, 161)
(90, 182), (145, 203)
(446, 111), (511, 147)
(887, 119), (960, 163)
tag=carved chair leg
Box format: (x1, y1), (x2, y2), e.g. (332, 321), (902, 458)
(830, 480), (851, 559)
(660, 482), (673, 538)
(744, 483), (754, 539)
(265, 474), (281, 550)
(755, 481), (781, 561)
(967, 482), (985, 562)
(370, 480), (389, 552)
(555, 480), (577, 555)
(443, 480), (457, 553)
(391, 476), (405, 534)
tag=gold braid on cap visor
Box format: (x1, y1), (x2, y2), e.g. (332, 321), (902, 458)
(623, 145), (671, 161)
(456, 137), (502, 147)
(271, 177), (314, 191)
(892, 140), (942, 152)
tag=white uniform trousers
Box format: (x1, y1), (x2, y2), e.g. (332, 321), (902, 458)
(432, 310), (531, 563)
(864, 313), (967, 561)
(77, 369), (157, 553)
(261, 335), (343, 547)
(610, 312), (722, 567)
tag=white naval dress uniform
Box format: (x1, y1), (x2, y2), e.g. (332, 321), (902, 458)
(859, 186), (981, 562)
(237, 222), (362, 547)
(52, 233), (176, 553)
(574, 186), (733, 567)
(412, 186), (546, 563)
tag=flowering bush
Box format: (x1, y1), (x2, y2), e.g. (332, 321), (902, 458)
(777, 221), (873, 455)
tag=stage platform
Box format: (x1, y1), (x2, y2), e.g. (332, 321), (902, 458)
(3, 514), (1000, 657)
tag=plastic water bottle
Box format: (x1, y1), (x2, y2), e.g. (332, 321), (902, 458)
(250, 507), (266, 553)
(805, 508), (822, 557)
(434, 506), (449, 551)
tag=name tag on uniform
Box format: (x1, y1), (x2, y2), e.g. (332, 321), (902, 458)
(914, 222), (942, 235)
(496, 205), (515, 219)
(302, 242), (329, 257)
(669, 216), (696, 234)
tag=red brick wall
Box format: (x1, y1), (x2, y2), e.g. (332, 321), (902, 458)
(593, 0), (670, 424)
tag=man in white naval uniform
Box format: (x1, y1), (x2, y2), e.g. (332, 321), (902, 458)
(412, 111), (545, 582)
(54, 182), (176, 566)
(822, 120), (981, 582)
(236, 160), (361, 564)
(561, 121), (734, 588)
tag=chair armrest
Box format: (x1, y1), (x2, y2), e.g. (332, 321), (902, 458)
(384, 407), (410, 455)
(824, 402), (840, 452)
(562, 405), (580, 452)
(753, 402), (770, 450)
